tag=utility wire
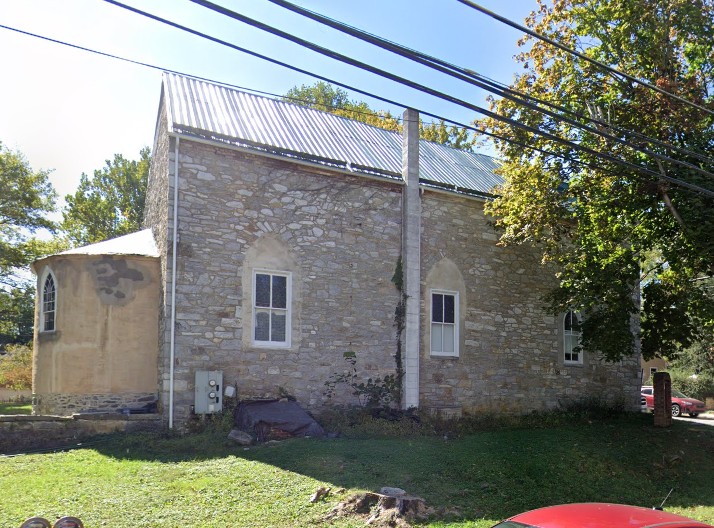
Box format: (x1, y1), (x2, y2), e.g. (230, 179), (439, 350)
(457, 0), (714, 118)
(0, 24), (277, 101)
(267, 0), (714, 169)
(0, 20), (563, 167)
(10, 3), (711, 197)
(181, 0), (714, 196)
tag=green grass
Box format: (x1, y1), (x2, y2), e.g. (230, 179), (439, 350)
(0, 401), (31, 415)
(1, 413), (713, 527)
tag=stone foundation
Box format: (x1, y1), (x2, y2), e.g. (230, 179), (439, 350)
(0, 413), (162, 454)
(33, 392), (159, 416)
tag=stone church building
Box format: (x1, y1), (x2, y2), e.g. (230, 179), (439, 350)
(32, 73), (641, 427)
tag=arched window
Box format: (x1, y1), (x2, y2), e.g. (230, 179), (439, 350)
(41, 271), (56, 332)
(563, 310), (582, 364)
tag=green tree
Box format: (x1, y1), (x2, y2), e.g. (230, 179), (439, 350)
(0, 142), (57, 287)
(481, 0), (714, 361)
(284, 82), (476, 150)
(62, 147), (151, 246)
(0, 286), (34, 349)
(0, 343), (32, 390)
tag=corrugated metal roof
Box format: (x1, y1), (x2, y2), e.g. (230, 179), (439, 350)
(58, 229), (159, 258)
(164, 72), (502, 197)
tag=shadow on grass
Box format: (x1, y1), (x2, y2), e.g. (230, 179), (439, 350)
(86, 411), (714, 524)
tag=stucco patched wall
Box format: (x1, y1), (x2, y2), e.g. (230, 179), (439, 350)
(33, 255), (160, 415)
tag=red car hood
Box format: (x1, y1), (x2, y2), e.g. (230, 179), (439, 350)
(678, 398), (705, 406)
(506, 503), (713, 528)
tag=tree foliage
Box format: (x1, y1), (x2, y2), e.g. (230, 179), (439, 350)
(0, 142), (57, 286)
(481, 0), (714, 361)
(284, 82), (476, 151)
(62, 147), (151, 246)
(0, 287), (34, 349)
(0, 343), (32, 390)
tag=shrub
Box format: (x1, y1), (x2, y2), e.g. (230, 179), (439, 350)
(323, 351), (399, 408)
(0, 344), (32, 390)
(668, 368), (714, 400)
(317, 399), (634, 440)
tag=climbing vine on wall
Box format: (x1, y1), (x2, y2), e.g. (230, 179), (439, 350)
(391, 256), (406, 407)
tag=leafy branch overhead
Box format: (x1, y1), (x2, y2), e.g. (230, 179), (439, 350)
(0, 141), (57, 282)
(480, 0), (714, 361)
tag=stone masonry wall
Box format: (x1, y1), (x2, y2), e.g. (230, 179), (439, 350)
(143, 99), (172, 420)
(0, 414), (161, 454)
(166, 140), (403, 424)
(144, 98), (171, 261)
(419, 191), (641, 414)
(147, 129), (641, 426)
(34, 392), (158, 416)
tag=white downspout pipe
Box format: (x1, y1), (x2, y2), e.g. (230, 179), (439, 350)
(169, 136), (180, 429)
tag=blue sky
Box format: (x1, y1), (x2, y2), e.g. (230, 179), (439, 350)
(0, 0), (535, 202)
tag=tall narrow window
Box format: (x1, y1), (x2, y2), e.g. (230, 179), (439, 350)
(563, 310), (582, 364)
(42, 272), (56, 332)
(253, 271), (290, 347)
(431, 290), (458, 357)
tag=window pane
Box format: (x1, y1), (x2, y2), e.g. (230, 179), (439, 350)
(255, 310), (270, 341)
(44, 312), (55, 332)
(443, 325), (455, 353)
(431, 323), (442, 352)
(565, 334), (581, 362)
(564, 311), (573, 331)
(271, 312), (286, 342)
(432, 294), (444, 323)
(443, 295), (455, 324)
(42, 275), (56, 331)
(255, 274), (271, 307)
(565, 310), (582, 332)
(272, 275), (287, 309)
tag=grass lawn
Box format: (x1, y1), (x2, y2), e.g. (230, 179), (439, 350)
(1, 413), (713, 527)
(0, 401), (31, 415)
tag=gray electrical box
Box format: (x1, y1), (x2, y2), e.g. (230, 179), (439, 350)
(194, 370), (223, 414)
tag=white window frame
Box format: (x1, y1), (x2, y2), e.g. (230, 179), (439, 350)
(430, 289), (459, 357)
(252, 269), (291, 348)
(40, 269), (57, 333)
(563, 310), (583, 365)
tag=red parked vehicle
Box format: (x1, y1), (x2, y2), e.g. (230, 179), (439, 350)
(641, 386), (707, 417)
(491, 503), (714, 528)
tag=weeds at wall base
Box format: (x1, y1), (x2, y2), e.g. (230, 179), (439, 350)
(317, 398), (635, 439)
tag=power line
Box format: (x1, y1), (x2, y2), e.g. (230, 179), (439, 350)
(97, 1), (604, 155)
(0, 21), (534, 160)
(182, 0), (714, 197)
(8, 3), (713, 197)
(457, 0), (714, 118)
(0, 24), (274, 100)
(268, 0), (714, 168)
(266, 0), (714, 175)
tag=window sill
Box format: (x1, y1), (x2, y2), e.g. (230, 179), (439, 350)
(252, 341), (291, 349)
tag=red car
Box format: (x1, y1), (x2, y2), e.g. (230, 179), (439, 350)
(641, 386), (707, 417)
(492, 503), (714, 528)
